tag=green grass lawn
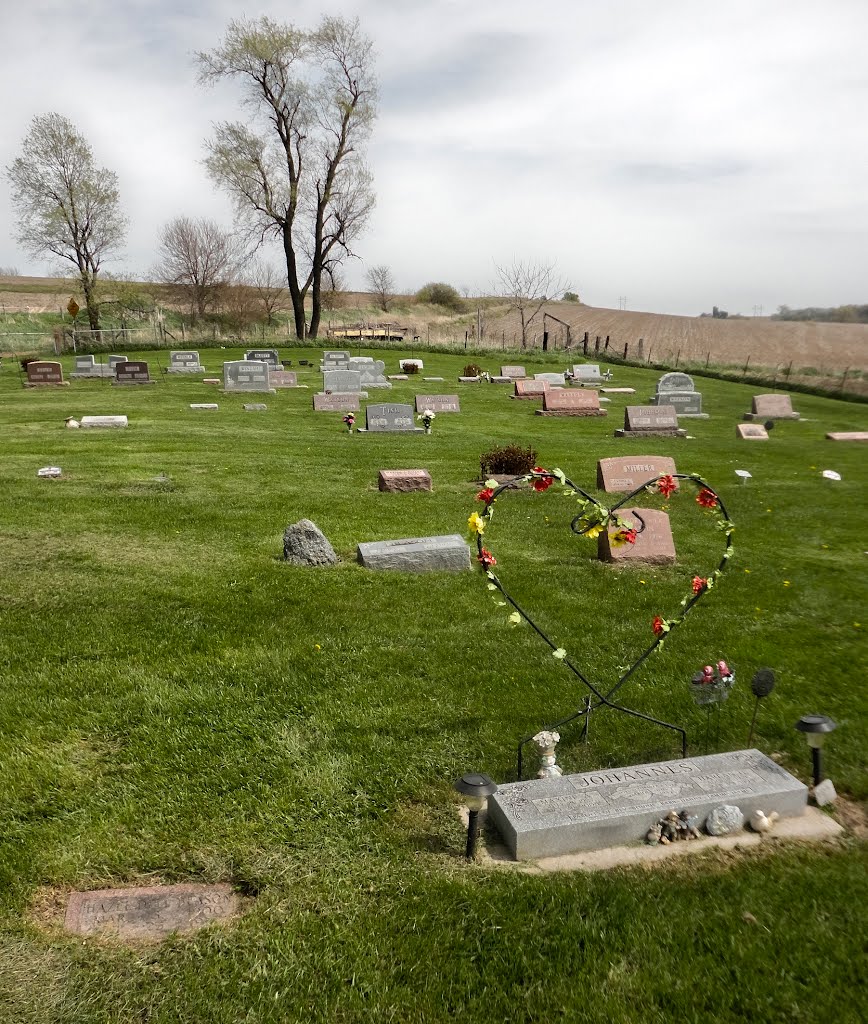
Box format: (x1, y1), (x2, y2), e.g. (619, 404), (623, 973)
(1, 348), (866, 1023)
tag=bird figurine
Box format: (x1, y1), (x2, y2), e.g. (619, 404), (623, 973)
(65, 416), (80, 429)
(749, 809), (779, 833)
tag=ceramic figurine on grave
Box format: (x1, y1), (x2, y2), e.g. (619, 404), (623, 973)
(533, 731), (563, 778)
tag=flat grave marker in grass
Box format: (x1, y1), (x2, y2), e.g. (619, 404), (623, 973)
(378, 469), (433, 492)
(25, 360), (66, 386)
(598, 506), (676, 564)
(737, 423), (770, 440)
(313, 392), (360, 412)
(223, 360), (275, 394)
(113, 360), (154, 386)
(79, 415), (128, 428)
(597, 455), (678, 492)
(488, 749), (808, 860)
(167, 351), (204, 374)
(826, 431), (868, 441)
(190, 403), (218, 410)
(357, 534), (470, 571)
(536, 389), (606, 417)
(363, 403), (423, 432)
(414, 394), (460, 413)
(616, 405), (686, 438)
(745, 394), (800, 421)
(64, 883), (242, 941)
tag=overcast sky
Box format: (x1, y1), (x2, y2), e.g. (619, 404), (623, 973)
(1, 0), (866, 316)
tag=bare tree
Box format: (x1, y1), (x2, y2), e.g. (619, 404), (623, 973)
(321, 265), (346, 314)
(153, 217), (239, 320)
(366, 264), (394, 312)
(494, 259), (570, 349)
(197, 15), (378, 340)
(245, 259), (289, 324)
(6, 113), (126, 331)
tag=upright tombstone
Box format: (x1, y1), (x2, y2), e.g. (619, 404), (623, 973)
(650, 371), (707, 417)
(113, 360), (154, 385)
(26, 361), (67, 386)
(322, 369), (365, 395)
(312, 392), (360, 412)
(598, 507), (676, 565)
(223, 360), (275, 393)
(378, 469), (433, 493)
(571, 364), (609, 384)
(245, 349), (280, 367)
(167, 350), (204, 374)
(737, 423), (769, 440)
(347, 356), (392, 389)
(615, 405), (686, 438)
(597, 456), (678, 492)
(107, 355), (127, 372)
(270, 370), (298, 388)
(363, 403), (423, 432)
(744, 394), (800, 421)
(512, 379), (549, 400)
(414, 394), (460, 413)
(70, 354), (99, 378)
(534, 372), (566, 387)
(536, 390), (606, 417)
(500, 365), (527, 379)
(320, 350), (351, 372)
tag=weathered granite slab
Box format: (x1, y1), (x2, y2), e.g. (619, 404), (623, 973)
(80, 415), (128, 429)
(501, 365), (526, 378)
(64, 883), (241, 940)
(26, 361), (67, 386)
(378, 469), (433, 492)
(113, 360), (154, 385)
(490, 376), (512, 383)
(598, 507), (676, 564)
(615, 405), (686, 438)
(600, 387), (636, 394)
(536, 389), (605, 416)
(597, 456), (677, 492)
(423, 376), (444, 382)
(313, 393), (360, 412)
(489, 749), (808, 860)
(458, 376), (480, 383)
(223, 360), (274, 393)
(364, 403), (422, 432)
(744, 394), (800, 421)
(243, 403), (267, 411)
(357, 534), (470, 571)
(323, 369), (363, 393)
(534, 372), (567, 386)
(737, 423), (769, 440)
(826, 431), (868, 441)
(167, 351), (203, 373)
(414, 394), (460, 413)
(190, 403), (218, 410)
(388, 374), (409, 380)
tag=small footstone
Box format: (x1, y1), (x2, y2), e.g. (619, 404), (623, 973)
(826, 432), (868, 442)
(243, 403), (267, 411)
(80, 415), (128, 429)
(812, 779), (837, 806)
(706, 804), (744, 836)
(190, 403), (218, 410)
(378, 469), (432, 492)
(64, 883), (241, 941)
(283, 519), (339, 566)
(203, 378), (221, 384)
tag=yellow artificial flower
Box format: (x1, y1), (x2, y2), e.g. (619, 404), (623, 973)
(468, 511), (486, 535)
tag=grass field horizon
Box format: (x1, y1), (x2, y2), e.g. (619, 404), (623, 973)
(1, 347), (866, 1022)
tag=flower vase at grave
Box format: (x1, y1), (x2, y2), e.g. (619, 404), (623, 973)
(533, 730), (562, 778)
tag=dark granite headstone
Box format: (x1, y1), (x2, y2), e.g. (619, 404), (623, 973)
(26, 361), (65, 386)
(364, 403), (421, 432)
(113, 361), (153, 385)
(223, 360), (274, 393)
(244, 349), (280, 366)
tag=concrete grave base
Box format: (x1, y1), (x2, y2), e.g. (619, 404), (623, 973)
(488, 750), (808, 860)
(744, 412), (799, 421)
(826, 432), (868, 441)
(614, 429), (687, 438)
(536, 408), (606, 417)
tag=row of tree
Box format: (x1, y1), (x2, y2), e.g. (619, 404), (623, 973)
(772, 304), (868, 323)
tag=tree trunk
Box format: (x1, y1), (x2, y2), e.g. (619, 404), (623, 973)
(81, 272), (100, 331)
(308, 262), (322, 340)
(282, 225), (307, 339)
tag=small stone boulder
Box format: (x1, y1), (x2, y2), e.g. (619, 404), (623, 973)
(283, 519), (339, 566)
(705, 804), (744, 836)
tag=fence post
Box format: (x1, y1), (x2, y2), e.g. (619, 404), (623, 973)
(675, 348), (681, 368)
(705, 351), (710, 368)
(743, 354), (751, 376)
(841, 366), (849, 392)
(785, 360), (793, 383)
(623, 342), (628, 360)
(583, 337), (588, 355)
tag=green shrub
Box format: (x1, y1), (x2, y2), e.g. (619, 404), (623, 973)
(563, 291), (580, 302)
(415, 282), (465, 311)
(463, 363), (484, 377)
(402, 361), (420, 374)
(480, 443), (538, 478)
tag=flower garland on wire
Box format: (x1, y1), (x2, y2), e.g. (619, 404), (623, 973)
(468, 467), (735, 667)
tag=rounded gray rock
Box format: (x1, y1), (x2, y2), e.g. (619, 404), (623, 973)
(283, 519), (339, 566)
(705, 804), (744, 836)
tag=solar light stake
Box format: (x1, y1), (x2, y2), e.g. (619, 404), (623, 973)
(795, 715), (837, 787)
(454, 773), (498, 860)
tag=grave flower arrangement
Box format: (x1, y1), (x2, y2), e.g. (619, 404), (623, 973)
(342, 412), (355, 433)
(417, 409), (436, 433)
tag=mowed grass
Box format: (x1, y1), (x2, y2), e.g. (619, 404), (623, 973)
(0, 348), (866, 1023)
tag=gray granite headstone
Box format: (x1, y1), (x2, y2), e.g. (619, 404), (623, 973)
(80, 415), (128, 429)
(571, 364), (605, 383)
(650, 371), (706, 417)
(488, 749), (807, 860)
(321, 350), (351, 371)
(223, 360), (274, 393)
(168, 350), (203, 373)
(414, 394), (460, 413)
(616, 405), (685, 437)
(322, 369), (364, 393)
(534, 372), (567, 386)
(107, 355), (127, 371)
(347, 357), (392, 389)
(64, 883), (240, 940)
(70, 354), (112, 378)
(500, 365), (526, 378)
(364, 403), (422, 432)
(357, 534), (471, 572)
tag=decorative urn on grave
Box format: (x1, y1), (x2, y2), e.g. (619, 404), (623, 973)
(532, 730), (562, 778)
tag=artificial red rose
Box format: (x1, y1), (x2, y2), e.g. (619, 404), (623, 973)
(696, 487), (718, 508)
(653, 615), (665, 637)
(531, 467), (554, 492)
(477, 547), (497, 568)
(692, 576), (707, 594)
(476, 487), (495, 504)
(657, 474), (677, 498)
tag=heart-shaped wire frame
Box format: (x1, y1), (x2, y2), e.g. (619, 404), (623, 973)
(472, 470), (734, 778)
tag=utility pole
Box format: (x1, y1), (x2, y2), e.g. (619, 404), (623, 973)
(618, 296), (627, 310)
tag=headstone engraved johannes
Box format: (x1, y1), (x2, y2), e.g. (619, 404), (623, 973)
(597, 456), (677, 492)
(414, 394), (460, 413)
(488, 749), (808, 859)
(64, 883), (241, 940)
(223, 360), (274, 393)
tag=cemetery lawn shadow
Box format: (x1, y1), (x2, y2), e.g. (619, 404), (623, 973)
(0, 347), (866, 1023)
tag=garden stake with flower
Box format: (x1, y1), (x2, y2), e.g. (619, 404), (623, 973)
(469, 468), (735, 778)
(342, 412), (355, 433)
(417, 409), (435, 434)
